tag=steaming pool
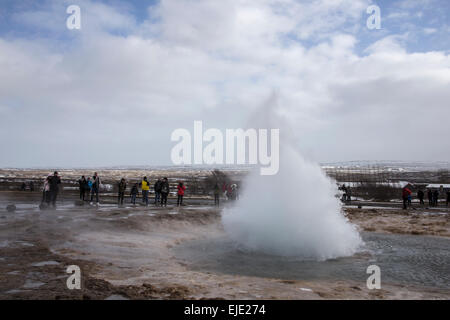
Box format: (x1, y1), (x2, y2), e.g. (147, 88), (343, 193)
(174, 232), (450, 290)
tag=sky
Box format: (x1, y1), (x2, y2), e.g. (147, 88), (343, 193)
(0, 0), (449, 168)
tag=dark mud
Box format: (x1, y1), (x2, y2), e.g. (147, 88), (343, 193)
(0, 191), (449, 300)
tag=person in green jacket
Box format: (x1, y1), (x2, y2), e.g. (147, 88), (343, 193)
(213, 183), (220, 206)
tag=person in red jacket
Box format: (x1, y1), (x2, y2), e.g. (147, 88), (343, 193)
(402, 187), (412, 210)
(177, 182), (186, 206)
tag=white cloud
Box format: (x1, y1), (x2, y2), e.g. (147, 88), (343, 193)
(0, 0), (449, 167)
(423, 27), (437, 34)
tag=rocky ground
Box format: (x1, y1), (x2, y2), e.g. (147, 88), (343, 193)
(0, 191), (449, 300)
(345, 206), (450, 237)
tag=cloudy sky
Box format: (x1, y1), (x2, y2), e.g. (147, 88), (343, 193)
(0, 0), (449, 168)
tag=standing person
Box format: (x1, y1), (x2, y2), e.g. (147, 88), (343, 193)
(141, 177), (150, 206)
(78, 176), (87, 201)
(213, 183), (220, 207)
(346, 187), (351, 202)
(446, 190), (450, 207)
(417, 189), (424, 205)
(226, 184), (233, 200)
(90, 172), (101, 205)
(160, 178), (170, 207)
(130, 183), (138, 205)
(402, 187), (411, 210)
(177, 182), (186, 206)
(222, 183), (228, 200)
(48, 171), (61, 208)
(432, 189), (439, 207)
(84, 177), (91, 200)
(41, 175), (51, 205)
(229, 184), (237, 201)
(118, 178), (127, 205)
(86, 177), (93, 193)
(154, 178), (162, 205)
(29, 181), (34, 192)
(427, 189), (433, 206)
(341, 184), (348, 202)
(21, 182), (26, 191)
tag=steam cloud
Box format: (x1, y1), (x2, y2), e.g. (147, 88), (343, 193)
(222, 95), (363, 260)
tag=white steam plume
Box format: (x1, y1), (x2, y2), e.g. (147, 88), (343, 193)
(221, 93), (363, 260)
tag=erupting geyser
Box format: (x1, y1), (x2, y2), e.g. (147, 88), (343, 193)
(222, 95), (363, 261)
(222, 145), (363, 260)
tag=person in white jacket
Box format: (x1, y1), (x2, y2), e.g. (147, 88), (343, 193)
(41, 175), (51, 205)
